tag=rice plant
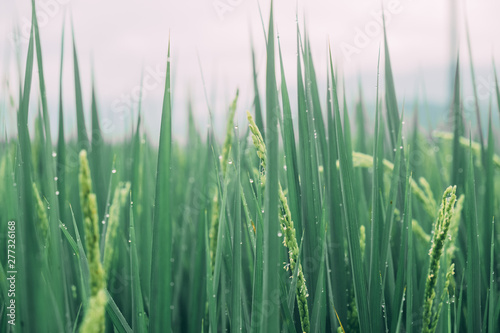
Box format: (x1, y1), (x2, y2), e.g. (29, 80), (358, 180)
(1, 1), (500, 332)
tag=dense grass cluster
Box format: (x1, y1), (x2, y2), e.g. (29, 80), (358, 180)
(1, 2), (500, 332)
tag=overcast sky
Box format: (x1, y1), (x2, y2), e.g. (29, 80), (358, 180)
(1, 0), (499, 140)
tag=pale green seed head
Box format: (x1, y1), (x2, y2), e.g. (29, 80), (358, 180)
(247, 111), (266, 170)
(359, 225), (366, 260)
(79, 289), (107, 333)
(422, 185), (457, 333)
(104, 182), (131, 274)
(79, 150), (106, 295)
(221, 91), (239, 176)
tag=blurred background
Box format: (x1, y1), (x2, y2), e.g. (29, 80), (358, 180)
(0, 0), (499, 141)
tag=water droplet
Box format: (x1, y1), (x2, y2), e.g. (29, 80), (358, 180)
(249, 179), (254, 183)
(277, 231), (283, 237)
(52, 152), (57, 157)
(55, 191), (60, 195)
(102, 220), (106, 224)
(54, 177), (58, 181)
(112, 169), (117, 174)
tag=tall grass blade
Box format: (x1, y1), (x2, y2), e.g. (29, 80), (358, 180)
(451, 59), (465, 192)
(368, 49), (384, 333)
(32, 3), (67, 329)
(326, 45), (347, 325)
(57, 20), (67, 227)
(382, 16), (400, 150)
(330, 43), (372, 333)
(231, 126), (242, 332)
(129, 200), (146, 333)
(464, 18), (485, 153)
(262, 2), (280, 331)
(104, 289), (133, 333)
(71, 25), (90, 151)
(250, 199), (264, 333)
(488, 218), (495, 333)
(90, 78), (107, 218)
(296, 23), (321, 296)
(278, 39), (301, 238)
(494, 62), (500, 117)
(465, 137), (482, 332)
(149, 40), (173, 332)
(205, 212), (217, 333)
(16, 14), (39, 332)
(405, 170), (414, 333)
(251, 42), (265, 140)
(279, 276), (298, 333)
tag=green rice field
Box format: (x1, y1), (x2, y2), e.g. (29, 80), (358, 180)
(1, 1), (499, 332)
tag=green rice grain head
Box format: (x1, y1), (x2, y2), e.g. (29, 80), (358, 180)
(79, 150), (107, 333)
(103, 182), (131, 274)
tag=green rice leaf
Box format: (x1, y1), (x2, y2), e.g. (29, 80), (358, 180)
(104, 289), (133, 333)
(231, 126), (242, 332)
(464, 19), (485, 153)
(32, 3), (67, 329)
(251, 42), (265, 140)
(326, 45), (347, 326)
(382, 16), (400, 150)
(261, 2), (281, 332)
(278, 38), (302, 239)
(329, 43), (372, 333)
(16, 14), (40, 332)
(465, 136), (482, 332)
(71, 24), (90, 151)
(129, 197), (146, 333)
(149, 40), (173, 332)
